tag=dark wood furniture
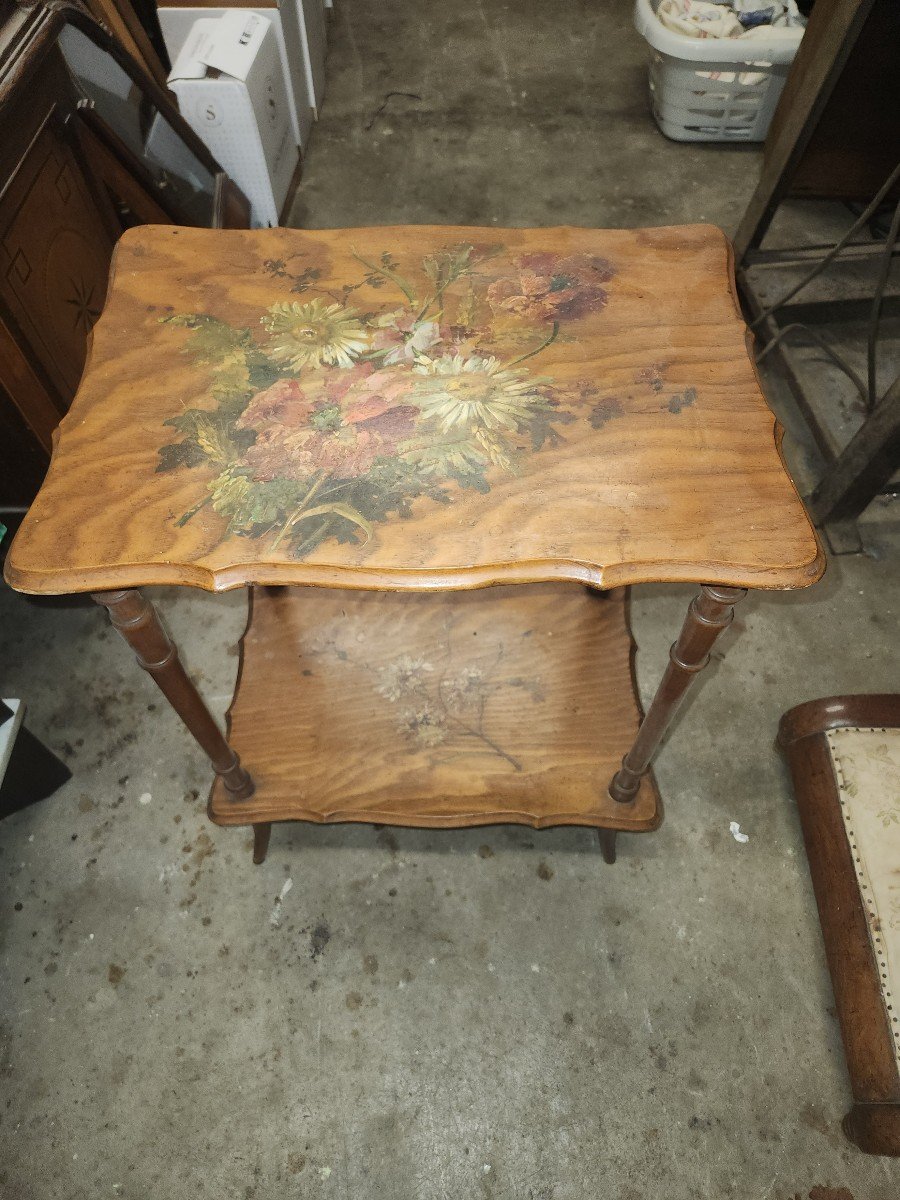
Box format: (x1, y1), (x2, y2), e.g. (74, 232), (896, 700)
(0, 0), (249, 507)
(734, 0), (900, 261)
(734, 0), (900, 551)
(779, 694), (900, 1157)
(4, 223), (824, 864)
(82, 0), (171, 88)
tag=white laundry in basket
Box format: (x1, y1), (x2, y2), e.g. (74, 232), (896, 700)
(657, 0), (745, 39)
(657, 0), (804, 40)
(635, 0), (806, 141)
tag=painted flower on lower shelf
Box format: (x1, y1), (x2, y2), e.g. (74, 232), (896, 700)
(398, 705), (448, 749)
(443, 665), (485, 703)
(376, 655), (435, 702)
(311, 637), (524, 769)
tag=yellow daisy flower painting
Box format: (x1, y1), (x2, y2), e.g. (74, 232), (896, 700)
(262, 299), (369, 370)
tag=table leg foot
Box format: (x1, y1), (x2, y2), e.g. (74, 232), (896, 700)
(252, 822), (272, 865)
(597, 828), (617, 864)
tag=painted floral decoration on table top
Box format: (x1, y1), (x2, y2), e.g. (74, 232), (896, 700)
(155, 241), (689, 559)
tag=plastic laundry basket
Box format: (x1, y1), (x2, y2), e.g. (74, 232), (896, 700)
(634, 0), (804, 142)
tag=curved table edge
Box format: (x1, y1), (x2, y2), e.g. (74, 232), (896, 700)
(4, 545), (826, 597)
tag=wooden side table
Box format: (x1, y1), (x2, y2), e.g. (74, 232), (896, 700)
(4, 224), (824, 864)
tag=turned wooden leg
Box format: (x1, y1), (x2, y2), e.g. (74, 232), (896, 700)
(597, 828), (617, 864)
(92, 588), (254, 801)
(609, 584), (746, 804)
(252, 822), (272, 865)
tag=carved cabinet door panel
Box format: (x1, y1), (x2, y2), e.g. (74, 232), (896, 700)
(0, 108), (120, 401)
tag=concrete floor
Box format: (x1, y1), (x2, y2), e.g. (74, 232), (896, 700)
(2, 2), (899, 1197)
(290, 0), (761, 232)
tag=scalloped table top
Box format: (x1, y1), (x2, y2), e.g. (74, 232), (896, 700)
(5, 223), (824, 595)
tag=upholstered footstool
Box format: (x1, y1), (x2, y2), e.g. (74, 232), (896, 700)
(780, 695), (900, 1156)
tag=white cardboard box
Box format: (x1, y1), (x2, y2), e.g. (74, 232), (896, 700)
(158, 6), (313, 149)
(168, 12), (299, 227)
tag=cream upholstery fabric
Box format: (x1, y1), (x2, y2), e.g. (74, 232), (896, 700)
(826, 727), (900, 1072)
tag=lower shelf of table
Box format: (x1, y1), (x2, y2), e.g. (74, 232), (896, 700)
(209, 583), (661, 832)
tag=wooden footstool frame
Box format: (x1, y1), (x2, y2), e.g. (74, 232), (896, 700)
(5, 224), (824, 866)
(779, 695), (900, 1157)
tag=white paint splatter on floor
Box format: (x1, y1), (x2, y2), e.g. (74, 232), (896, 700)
(729, 821), (750, 844)
(269, 878), (293, 927)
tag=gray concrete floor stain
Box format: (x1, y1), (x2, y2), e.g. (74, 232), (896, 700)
(2, 2), (900, 1197)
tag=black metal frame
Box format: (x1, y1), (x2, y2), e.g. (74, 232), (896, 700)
(737, 197), (900, 554)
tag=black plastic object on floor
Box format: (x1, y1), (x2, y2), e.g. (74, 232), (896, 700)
(0, 700), (71, 819)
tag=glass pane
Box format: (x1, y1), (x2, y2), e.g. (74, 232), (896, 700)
(59, 24), (217, 225)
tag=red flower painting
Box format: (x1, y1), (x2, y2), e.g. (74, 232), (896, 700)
(486, 252), (615, 323)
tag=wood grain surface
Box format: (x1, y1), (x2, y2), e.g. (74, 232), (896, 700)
(209, 583), (661, 830)
(5, 223), (823, 595)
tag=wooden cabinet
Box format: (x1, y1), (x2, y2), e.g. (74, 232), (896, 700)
(0, 2), (249, 506)
(0, 86), (120, 410)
